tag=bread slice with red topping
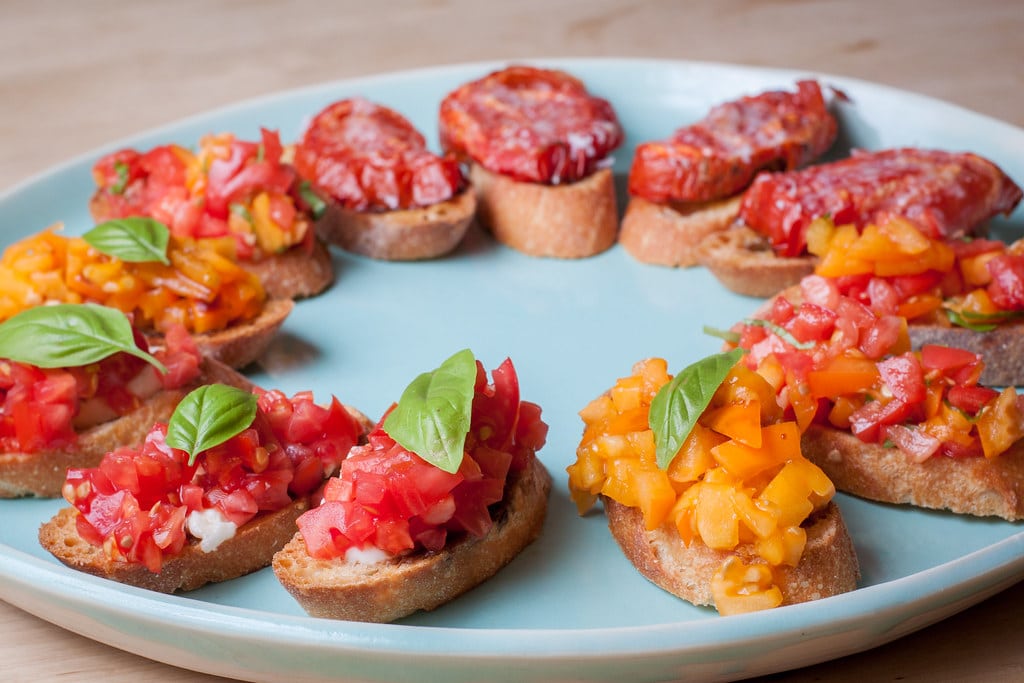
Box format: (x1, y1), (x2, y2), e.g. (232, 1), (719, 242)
(273, 453), (551, 622)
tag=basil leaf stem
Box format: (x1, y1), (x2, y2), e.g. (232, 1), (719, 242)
(742, 318), (816, 350)
(382, 348), (477, 474)
(702, 324), (741, 344)
(84, 217), (170, 264)
(165, 384), (258, 466)
(298, 181), (327, 219)
(0, 303), (166, 373)
(649, 348), (745, 470)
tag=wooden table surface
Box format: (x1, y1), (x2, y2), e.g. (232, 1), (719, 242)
(1, 1), (1022, 681)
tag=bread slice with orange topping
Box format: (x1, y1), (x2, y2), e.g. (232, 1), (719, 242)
(273, 349), (551, 622)
(39, 385), (371, 593)
(567, 354), (859, 615)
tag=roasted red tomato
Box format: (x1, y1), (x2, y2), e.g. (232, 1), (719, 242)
(628, 80), (837, 203)
(296, 358), (548, 560)
(438, 65), (624, 184)
(293, 98), (464, 212)
(740, 148), (1023, 257)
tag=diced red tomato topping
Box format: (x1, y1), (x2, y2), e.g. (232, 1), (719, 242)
(63, 389), (363, 573)
(0, 323), (200, 453)
(296, 358), (547, 560)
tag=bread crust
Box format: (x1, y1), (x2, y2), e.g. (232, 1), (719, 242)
(242, 238), (334, 299)
(907, 321), (1024, 387)
(183, 297), (293, 369)
(801, 425), (1024, 520)
(602, 497), (859, 609)
(698, 224), (816, 298)
(39, 498), (309, 593)
(272, 456), (552, 622)
(469, 164), (618, 259)
(0, 358), (255, 499)
(315, 187), (476, 261)
(619, 196), (741, 267)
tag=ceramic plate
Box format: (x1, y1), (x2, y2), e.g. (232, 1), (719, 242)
(0, 58), (1022, 683)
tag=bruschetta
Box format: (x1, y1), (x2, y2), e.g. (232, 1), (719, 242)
(0, 303), (249, 498)
(567, 352), (858, 615)
(723, 271), (1024, 520)
(620, 80), (837, 268)
(438, 65), (623, 259)
(39, 383), (371, 592)
(294, 98), (476, 261)
(0, 225), (291, 369)
(90, 128), (334, 299)
(699, 147), (1023, 297)
(273, 349), (551, 622)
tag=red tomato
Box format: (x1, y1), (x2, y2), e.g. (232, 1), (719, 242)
(876, 353), (926, 404)
(296, 359), (547, 560)
(439, 65), (623, 184)
(295, 98), (463, 211)
(785, 303), (837, 343)
(628, 81), (836, 203)
(946, 385), (1000, 415)
(986, 254), (1024, 310)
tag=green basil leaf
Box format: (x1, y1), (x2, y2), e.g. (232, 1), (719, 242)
(111, 160), (130, 195)
(649, 348), (745, 470)
(702, 324), (741, 344)
(943, 308), (997, 332)
(0, 303), (166, 373)
(298, 180), (328, 220)
(230, 202), (253, 222)
(165, 384), (258, 466)
(84, 217), (170, 264)
(944, 306), (1024, 332)
(742, 317), (816, 350)
(382, 348), (476, 474)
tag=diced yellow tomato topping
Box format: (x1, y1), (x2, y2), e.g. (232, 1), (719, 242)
(566, 358), (838, 616)
(0, 227), (265, 334)
(976, 388), (1024, 459)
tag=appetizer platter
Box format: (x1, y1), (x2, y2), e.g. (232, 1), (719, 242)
(0, 58), (1022, 683)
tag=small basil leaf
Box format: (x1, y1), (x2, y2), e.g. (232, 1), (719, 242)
(944, 306), (1023, 331)
(0, 303), (166, 373)
(649, 348), (745, 470)
(382, 348), (476, 474)
(165, 384), (258, 466)
(299, 181), (328, 220)
(702, 324), (741, 344)
(742, 317), (816, 350)
(111, 160), (130, 195)
(84, 217), (170, 265)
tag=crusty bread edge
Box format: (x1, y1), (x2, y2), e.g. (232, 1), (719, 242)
(0, 357), (256, 499)
(619, 195), (741, 268)
(698, 224), (816, 298)
(39, 497), (309, 593)
(242, 238), (335, 300)
(186, 297), (294, 370)
(801, 425), (1024, 521)
(602, 496), (859, 611)
(469, 164), (618, 259)
(315, 186), (476, 261)
(272, 456), (552, 622)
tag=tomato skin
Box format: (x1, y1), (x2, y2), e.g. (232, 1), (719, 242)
(439, 66), (623, 184)
(740, 148), (1023, 257)
(297, 358), (547, 560)
(295, 98), (463, 212)
(628, 81), (836, 203)
(947, 385), (1000, 415)
(986, 254), (1024, 310)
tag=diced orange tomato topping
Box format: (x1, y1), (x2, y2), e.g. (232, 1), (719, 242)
(0, 227), (264, 334)
(567, 358), (836, 615)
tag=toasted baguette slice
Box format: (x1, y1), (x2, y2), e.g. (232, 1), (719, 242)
(801, 425), (1024, 520)
(603, 497), (859, 609)
(907, 322), (1024, 387)
(242, 238), (334, 299)
(315, 187), (476, 261)
(0, 357), (254, 499)
(468, 164), (617, 259)
(698, 224), (816, 298)
(172, 297), (293, 370)
(39, 498), (309, 593)
(273, 456), (552, 622)
(619, 195), (741, 267)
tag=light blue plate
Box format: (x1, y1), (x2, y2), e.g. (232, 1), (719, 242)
(0, 58), (1022, 683)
